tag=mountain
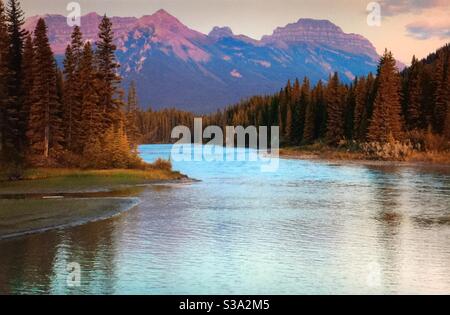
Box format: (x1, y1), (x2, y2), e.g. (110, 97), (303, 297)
(25, 10), (382, 113)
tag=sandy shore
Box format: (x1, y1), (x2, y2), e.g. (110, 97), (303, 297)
(0, 197), (140, 240)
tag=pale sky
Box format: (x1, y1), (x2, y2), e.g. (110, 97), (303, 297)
(21, 0), (450, 64)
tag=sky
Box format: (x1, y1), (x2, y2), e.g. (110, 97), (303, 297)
(21, 0), (450, 64)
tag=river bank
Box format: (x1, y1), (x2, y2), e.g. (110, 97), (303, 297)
(279, 146), (450, 167)
(0, 167), (190, 240)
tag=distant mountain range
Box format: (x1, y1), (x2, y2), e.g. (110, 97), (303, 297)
(25, 9), (387, 113)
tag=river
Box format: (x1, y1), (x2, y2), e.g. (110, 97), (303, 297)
(0, 144), (449, 294)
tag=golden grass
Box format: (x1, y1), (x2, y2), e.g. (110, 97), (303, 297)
(280, 146), (450, 164)
(0, 167), (186, 194)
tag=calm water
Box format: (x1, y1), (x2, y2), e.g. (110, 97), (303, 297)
(0, 144), (449, 294)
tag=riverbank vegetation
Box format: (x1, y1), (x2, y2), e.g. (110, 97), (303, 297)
(0, 162), (185, 194)
(135, 45), (450, 163)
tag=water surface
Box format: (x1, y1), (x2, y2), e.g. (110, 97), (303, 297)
(0, 144), (449, 294)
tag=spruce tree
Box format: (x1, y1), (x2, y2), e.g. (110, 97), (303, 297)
(0, 0), (9, 159)
(126, 80), (141, 150)
(79, 42), (101, 156)
(297, 77), (310, 143)
(344, 83), (355, 140)
(63, 26), (84, 152)
(314, 80), (327, 139)
(5, 0), (26, 153)
(20, 33), (33, 148)
(96, 15), (122, 129)
(353, 77), (367, 141)
(405, 56), (423, 130)
(303, 88), (315, 144)
(325, 72), (345, 145)
(26, 19), (62, 162)
(433, 51), (447, 134)
(368, 50), (404, 142)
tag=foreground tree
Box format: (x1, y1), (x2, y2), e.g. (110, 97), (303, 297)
(26, 19), (63, 163)
(0, 0), (9, 159)
(6, 0), (26, 155)
(96, 15), (122, 129)
(368, 50), (404, 142)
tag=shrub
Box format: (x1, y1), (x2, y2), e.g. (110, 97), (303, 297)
(407, 128), (448, 152)
(362, 134), (413, 161)
(150, 158), (172, 171)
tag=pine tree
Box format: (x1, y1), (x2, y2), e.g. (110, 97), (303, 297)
(368, 50), (404, 142)
(0, 0), (9, 159)
(303, 89), (315, 144)
(20, 33), (33, 148)
(325, 72), (345, 145)
(433, 50), (447, 134)
(26, 19), (62, 162)
(79, 42), (101, 155)
(297, 77), (310, 143)
(291, 78), (302, 143)
(5, 0), (26, 154)
(63, 26), (84, 152)
(126, 80), (141, 150)
(314, 80), (327, 139)
(344, 83), (355, 140)
(96, 15), (122, 129)
(405, 56), (423, 130)
(353, 77), (367, 141)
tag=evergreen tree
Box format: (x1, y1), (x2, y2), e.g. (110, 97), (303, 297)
(79, 42), (101, 155)
(5, 0), (26, 154)
(291, 78), (302, 143)
(96, 15), (122, 129)
(353, 77), (367, 141)
(126, 80), (141, 149)
(303, 90), (315, 144)
(297, 77), (310, 143)
(344, 83), (355, 140)
(0, 0), (9, 159)
(314, 80), (327, 139)
(20, 33), (33, 147)
(406, 56), (423, 130)
(63, 26), (84, 151)
(325, 72), (345, 145)
(433, 50), (447, 134)
(26, 18), (62, 162)
(368, 50), (404, 142)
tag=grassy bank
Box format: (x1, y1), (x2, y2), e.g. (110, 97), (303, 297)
(0, 167), (186, 195)
(0, 165), (188, 239)
(279, 144), (450, 165)
(0, 198), (140, 240)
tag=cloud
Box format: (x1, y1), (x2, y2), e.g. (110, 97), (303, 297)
(230, 69), (242, 78)
(406, 20), (450, 40)
(380, 0), (449, 16)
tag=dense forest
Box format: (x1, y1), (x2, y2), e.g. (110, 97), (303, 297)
(1, 0), (449, 173)
(137, 45), (450, 159)
(0, 0), (142, 177)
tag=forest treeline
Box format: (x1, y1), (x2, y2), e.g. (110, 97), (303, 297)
(0, 0), (142, 177)
(137, 45), (450, 159)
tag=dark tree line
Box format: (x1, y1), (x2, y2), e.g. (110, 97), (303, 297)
(136, 46), (450, 150)
(0, 0), (141, 176)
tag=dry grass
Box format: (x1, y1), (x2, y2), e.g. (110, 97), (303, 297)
(0, 167), (186, 195)
(280, 143), (450, 164)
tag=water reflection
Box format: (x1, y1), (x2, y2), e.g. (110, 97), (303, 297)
(0, 145), (449, 294)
